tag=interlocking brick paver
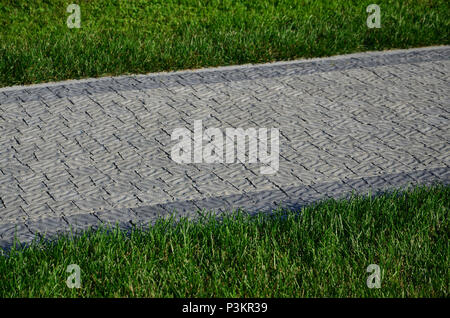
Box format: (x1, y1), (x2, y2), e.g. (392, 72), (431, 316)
(0, 46), (449, 249)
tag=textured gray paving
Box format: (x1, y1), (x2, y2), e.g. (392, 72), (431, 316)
(1, 46), (449, 249)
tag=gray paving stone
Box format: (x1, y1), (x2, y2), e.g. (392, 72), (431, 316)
(94, 208), (138, 230)
(128, 204), (173, 228)
(0, 223), (35, 246)
(26, 216), (71, 240)
(162, 200), (198, 215)
(191, 196), (233, 214)
(381, 172), (418, 189)
(0, 46), (449, 249)
(63, 213), (102, 233)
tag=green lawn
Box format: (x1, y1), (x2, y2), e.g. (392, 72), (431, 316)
(1, 0), (449, 87)
(0, 185), (448, 297)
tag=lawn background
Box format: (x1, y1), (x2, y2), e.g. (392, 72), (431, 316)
(1, 0), (449, 87)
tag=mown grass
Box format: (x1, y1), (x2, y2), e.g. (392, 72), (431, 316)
(0, 185), (448, 297)
(0, 0), (449, 87)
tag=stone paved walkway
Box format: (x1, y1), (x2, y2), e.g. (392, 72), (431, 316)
(1, 46), (449, 248)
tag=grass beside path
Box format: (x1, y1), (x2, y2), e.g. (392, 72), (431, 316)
(0, 184), (448, 297)
(1, 0), (449, 87)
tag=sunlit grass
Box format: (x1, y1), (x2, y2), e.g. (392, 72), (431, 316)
(0, 0), (449, 87)
(0, 184), (448, 297)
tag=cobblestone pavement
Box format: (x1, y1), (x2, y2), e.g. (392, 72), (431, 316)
(1, 46), (449, 248)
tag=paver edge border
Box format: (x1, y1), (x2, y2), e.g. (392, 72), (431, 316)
(1, 166), (448, 251)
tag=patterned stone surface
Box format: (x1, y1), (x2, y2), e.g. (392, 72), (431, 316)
(0, 46), (449, 249)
